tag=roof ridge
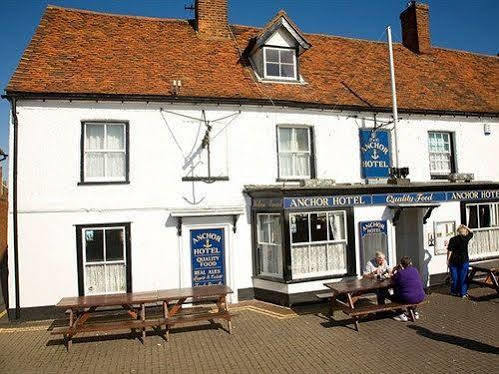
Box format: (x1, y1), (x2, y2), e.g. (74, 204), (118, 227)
(231, 24), (396, 47)
(45, 4), (190, 24)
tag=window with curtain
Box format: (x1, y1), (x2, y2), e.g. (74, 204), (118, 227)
(257, 214), (283, 278)
(263, 47), (297, 80)
(83, 122), (127, 182)
(428, 132), (455, 177)
(466, 202), (499, 260)
(82, 226), (127, 295)
(290, 210), (348, 279)
(277, 126), (312, 179)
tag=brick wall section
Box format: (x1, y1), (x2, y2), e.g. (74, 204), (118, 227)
(195, 0), (230, 39)
(400, 2), (431, 54)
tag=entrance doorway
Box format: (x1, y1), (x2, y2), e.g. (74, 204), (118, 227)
(395, 208), (425, 273)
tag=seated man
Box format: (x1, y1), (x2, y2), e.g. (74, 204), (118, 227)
(364, 251), (390, 304)
(391, 256), (425, 321)
(364, 251), (390, 278)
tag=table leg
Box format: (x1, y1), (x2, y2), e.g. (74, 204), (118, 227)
(169, 298), (186, 317)
(346, 293), (359, 331)
(468, 269), (477, 284)
(67, 309), (74, 351)
(224, 296), (232, 334)
(328, 294), (336, 318)
(163, 301), (169, 342)
(490, 271), (499, 292)
(408, 307), (416, 322)
(141, 304), (146, 340)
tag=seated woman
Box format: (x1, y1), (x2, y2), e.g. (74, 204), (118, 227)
(391, 256), (425, 321)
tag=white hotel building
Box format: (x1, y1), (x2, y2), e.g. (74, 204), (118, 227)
(3, 1), (498, 319)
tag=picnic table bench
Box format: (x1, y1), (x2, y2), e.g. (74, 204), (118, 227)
(52, 285), (235, 350)
(320, 278), (419, 331)
(468, 259), (499, 293)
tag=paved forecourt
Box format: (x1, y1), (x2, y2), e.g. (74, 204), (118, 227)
(0, 289), (497, 374)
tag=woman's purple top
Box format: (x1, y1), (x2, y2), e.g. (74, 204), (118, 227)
(393, 266), (425, 304)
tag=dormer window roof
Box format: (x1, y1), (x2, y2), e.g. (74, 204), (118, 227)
(254, 10), (311, 55)
(248, 10), (311, 83)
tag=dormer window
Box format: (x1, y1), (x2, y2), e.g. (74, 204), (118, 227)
(264, 47), (297, 80)
(248, 10), (311, 84)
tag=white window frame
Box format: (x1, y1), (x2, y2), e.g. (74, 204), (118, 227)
(83, 122), (127, 182)
(277, 125), (312, 180)
(466, 202), (499, 229)
(256, 213), (283, 278)
(263, 46), (298, 81)
(82, 226), (127, 295)
(428, 131), (454, 177)
(289, 210), (348, 279)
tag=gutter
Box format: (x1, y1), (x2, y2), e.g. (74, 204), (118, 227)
(7, 97), (20, 320)
(3, 92), (499, 119)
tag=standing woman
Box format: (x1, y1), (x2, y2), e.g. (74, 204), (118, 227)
(447, 224), (474, 298)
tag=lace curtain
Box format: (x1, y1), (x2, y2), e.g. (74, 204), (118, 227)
(85, 264), (126, 294)
(469, 228), (499, 260)
(258, 214), (283, 277)
(292, 242), (347, 279)
(85, 123), (125, 179)
(278, 127), (310, 178)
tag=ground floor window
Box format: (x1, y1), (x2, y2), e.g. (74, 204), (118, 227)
(466, 202), (499, 260)
(76, 223), (131, 295)
(289, 210), (348, 279)
(257, 214), (283, 278)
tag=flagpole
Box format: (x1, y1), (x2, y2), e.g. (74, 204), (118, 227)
(386, 26), (400, 170)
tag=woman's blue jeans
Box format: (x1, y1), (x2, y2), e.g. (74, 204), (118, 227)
(449, 262), (469, 297)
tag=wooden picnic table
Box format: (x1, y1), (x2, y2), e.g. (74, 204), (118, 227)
(53, 285), (234, 350)
(468, 259), (499, 293)
(323, 278), (418, 331)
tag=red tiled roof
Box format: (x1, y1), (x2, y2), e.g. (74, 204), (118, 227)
(6, 6), (499, 114)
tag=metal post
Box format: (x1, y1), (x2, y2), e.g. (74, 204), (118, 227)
(387, 26), (400, 169)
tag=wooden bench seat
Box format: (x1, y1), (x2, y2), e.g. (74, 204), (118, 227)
(51, 311), (238, 336)
(50, 318), (165, 336)
(343, 302), (418, 317)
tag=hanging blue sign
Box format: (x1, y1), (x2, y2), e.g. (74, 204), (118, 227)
(359, 129), (391, 179)
(359, 220), (388, 237)
(191, 228), (225, 287)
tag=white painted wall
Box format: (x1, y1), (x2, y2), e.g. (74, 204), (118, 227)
(7, 100), (499, 307)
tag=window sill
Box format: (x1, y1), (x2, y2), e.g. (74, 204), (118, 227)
(253, 274), (286, 283)
(430, 174), (451, 180)
(260, 78), (304, 85)
(276, 178), (310, 183)
(78, 181), (130, 186)
(182, 176), (229, 182)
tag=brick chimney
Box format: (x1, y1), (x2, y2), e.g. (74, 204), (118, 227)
(195, 0), (230, 39)
(400, 1), (431, 54)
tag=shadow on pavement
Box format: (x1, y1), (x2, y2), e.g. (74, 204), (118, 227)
(408, 325), (499, 355)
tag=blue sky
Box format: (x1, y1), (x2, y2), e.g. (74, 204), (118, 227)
(1, 0), (498, 175)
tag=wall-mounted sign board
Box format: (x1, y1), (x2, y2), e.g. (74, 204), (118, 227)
(190, 228), (225, 287)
